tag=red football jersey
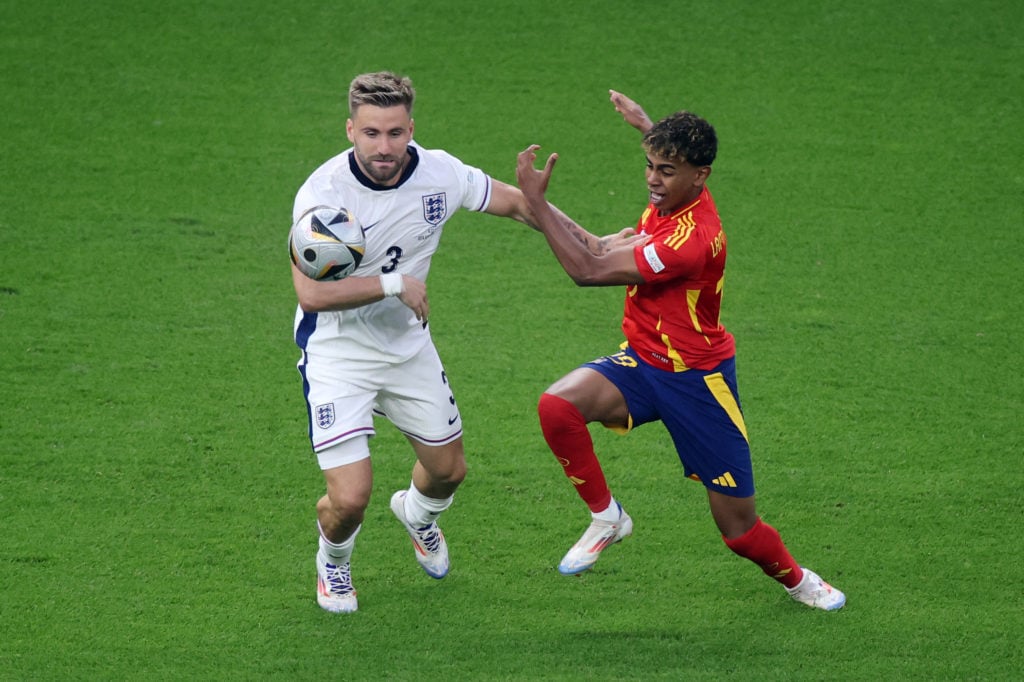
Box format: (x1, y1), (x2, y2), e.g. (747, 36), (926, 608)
(624, 186), (736, 371)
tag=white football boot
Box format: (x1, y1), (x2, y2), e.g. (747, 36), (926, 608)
(558, 503), (633, 575)
(316, 553), (357, 613)
(390, 490), (450, 579)
(786, 567), (846, 611)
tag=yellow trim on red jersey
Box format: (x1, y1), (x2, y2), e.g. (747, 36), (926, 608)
(625, 188), (735, 371)
(656, 316), (689, 372)
(664, 212), (696, 250)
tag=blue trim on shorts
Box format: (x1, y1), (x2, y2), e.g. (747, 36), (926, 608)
(295, 312), (318, 448)
(584, 347), (755, 497)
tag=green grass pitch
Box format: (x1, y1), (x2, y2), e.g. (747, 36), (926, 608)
(1, 1), (1021, 679)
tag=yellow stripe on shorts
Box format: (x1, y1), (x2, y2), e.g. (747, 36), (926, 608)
(703, 372), (749, 443)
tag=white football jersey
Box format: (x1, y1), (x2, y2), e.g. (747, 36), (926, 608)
(293, 142), (493, 362)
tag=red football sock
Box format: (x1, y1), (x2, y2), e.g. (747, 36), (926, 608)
(722, 517), (804, 588)
(537, 392), (612, 513)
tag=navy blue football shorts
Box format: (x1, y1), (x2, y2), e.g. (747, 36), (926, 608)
(583, 346), (755, 498)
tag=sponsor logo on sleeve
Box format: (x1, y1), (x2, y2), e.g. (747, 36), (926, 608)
(643, 243), (666, 273)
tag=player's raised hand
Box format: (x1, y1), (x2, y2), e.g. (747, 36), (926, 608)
(609, 90), (653, 134)
(516, 144), (558, 202)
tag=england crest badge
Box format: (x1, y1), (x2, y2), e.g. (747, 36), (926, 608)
(315, 403), (336, 429)
(422, 192), (447, 226)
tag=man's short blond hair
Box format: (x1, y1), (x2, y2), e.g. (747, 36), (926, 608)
(348, 72), (415, 115)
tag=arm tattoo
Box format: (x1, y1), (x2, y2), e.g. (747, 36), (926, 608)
(556, 211), (604, 255)
(567, 224), (591, 248)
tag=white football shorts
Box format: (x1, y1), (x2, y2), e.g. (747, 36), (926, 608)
(298, 340), (463, 469)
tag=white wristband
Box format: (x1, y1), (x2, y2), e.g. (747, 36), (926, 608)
(380, 273), (404, 297)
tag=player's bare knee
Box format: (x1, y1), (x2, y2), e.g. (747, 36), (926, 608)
(318, 438), (373, 518)
(708, 491), (758, 538)
(445, 458), (467, 486)
(411, 438), (466, 486)
(321, 487), (370, 518)
(424, 457), (466, 487)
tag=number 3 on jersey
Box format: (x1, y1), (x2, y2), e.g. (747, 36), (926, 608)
(382, 246), (403, 273)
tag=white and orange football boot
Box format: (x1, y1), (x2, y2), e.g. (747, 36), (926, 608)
(558, 503), (633, 575)
(390, 490), (450, 579)
(786, 567), (846, 611)
(316, 553), (357, 613)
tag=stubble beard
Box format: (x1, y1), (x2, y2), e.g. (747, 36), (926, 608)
(357, 151), (407, 185)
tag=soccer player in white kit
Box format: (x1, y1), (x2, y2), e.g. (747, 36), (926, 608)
(291, 72), (543, 613)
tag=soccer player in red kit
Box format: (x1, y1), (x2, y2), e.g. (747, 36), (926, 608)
(513, 91), (845, 610)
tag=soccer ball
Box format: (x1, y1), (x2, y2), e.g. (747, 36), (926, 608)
(289, 206), (366, 281)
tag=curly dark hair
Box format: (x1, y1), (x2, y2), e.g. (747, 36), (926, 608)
(642, 111), (717, 166)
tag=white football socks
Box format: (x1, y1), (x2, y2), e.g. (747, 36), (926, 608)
(592, 497), (622, 522)
(318, 521), (360, 564)
(403, 482), (453, 528)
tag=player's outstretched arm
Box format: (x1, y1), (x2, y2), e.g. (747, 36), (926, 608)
(548, 205), (646, 256)
(485, 179), (536, 227)
(515, 145), (644, 287)
(488, 178), (643, 256)
(609, 90), (653, 134)
(291, 265), (430, 322)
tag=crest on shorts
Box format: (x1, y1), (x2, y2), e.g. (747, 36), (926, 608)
(422, 192), (447, 226)
(315, 403), (335, 429)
